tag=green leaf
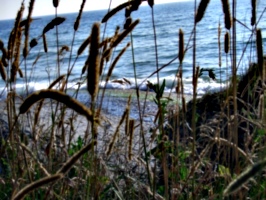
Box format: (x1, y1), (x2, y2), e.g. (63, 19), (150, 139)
(159, 79), (166, 97)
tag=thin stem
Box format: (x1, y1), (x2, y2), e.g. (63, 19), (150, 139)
(151, 5), (168, 197)
(232, 0), (239, 174)
(130, 33), (152, 190)
(191, 0), (197, 199)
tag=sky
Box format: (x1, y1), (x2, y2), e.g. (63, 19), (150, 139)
(0, 0), (184, 20)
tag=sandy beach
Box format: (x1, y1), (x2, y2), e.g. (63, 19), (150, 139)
(0, 89), (172, 156)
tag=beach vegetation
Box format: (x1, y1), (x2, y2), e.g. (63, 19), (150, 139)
(0, 0), (265, 199)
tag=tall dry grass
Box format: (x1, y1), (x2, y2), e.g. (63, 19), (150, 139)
(0, 0), (265, 199)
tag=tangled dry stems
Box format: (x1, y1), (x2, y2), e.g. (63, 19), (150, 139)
(0, 0), (265, 199)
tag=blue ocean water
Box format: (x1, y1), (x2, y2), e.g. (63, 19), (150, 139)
(0, 0), (265, 97)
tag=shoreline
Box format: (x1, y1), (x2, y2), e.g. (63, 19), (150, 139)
(0, 88), (197, 131)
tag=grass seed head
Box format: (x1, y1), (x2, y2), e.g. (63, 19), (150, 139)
(106, 42), (130, 82)
(43, 17), (66, 34)
(251, 0), (256, 26)
(221, 0), (231, 29)
(111, 19), (139, 48)
(23, 0), (35, 58)
(224, 159), (266, 196)
(178, 29), (184, 63)
(77, 36), (91, 56)
(19, 89), (95, 122)
(18, 68), (24, 78)
(0, 60), (6, 81)
(42, 34), (48, 53)
(74, 0), (86, 31)
(30, 38), (38, 48)
(224, 31), (230, 54)
(256, 29), (263, 79)
(13, 174), (63, 200)
(87, 23), (100, 99)
(53, 0), (59, 8)
(195, 0), (210, 23)
(148, 0), (154, 8)
(102, 1), (133, 23)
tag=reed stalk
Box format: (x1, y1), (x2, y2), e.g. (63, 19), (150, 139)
(0, 0), (266, 199)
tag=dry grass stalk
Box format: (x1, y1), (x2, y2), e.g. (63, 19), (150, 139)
(0, 39), (3, 50)
(81, 63), (88, 75)
(114, 26), (120, 39)
(60, 79), (66, 91)
(11, 25), (23, 81)
(12, 173), (63, 200)
(99, 44), (106, 75)
(125, 108), (130, 135)
(218, 22), (221, 67)
(49, 74), (66, 89)
(0, 60), (6, 81)
(77, 36), (91, 56)
(175, 76), (181, 93)
(87, 23), (100, 99)
(256, 29), (263, 79)
(8, 3), (24, 60)
(125, 94), (131, 121)
(195, 0), (210, 23)
(102, 48), (112, 60)
(211, 137), (253, 164)
(59, 45), (69, 55)
(221, 0), (231, 29)
(19, 19), (32, 28)
(128, 119), (135, 160)
(7, 31), (15, 59)
(111, 19), (140, 48)
(43, 17), (66, 34)
(99, 37), (111, 49)
(11, 62), (19, 82)
(106, 125), (120, 157)
(74, 0), (86, 31)
(1, 48), (8, 71)
(258, 94), (264, 119)
(223, 158), (266, 196)
(251, 0), (256, 26)
(1, 54), (8, 67)
(182, 96), (187, 113)
(57, 140), (96, 174)
(32, 53), (41, 66)
(19, 143), (50, 176)
(106, 42), (131, 82)
(19, 89), (95, 122)
(224, 31), (230, 54)
(18, 68), (23, 78)
(33, 74), (65, 137)
(106, 96), (131, 157)
(42, 34), (48, 53)
(101, 1), (134, 23)
(105, 48), (112, 63)
(1, 45), (7, 56)
(178, 29), (184, 63)
(23, 0), (35, 58)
